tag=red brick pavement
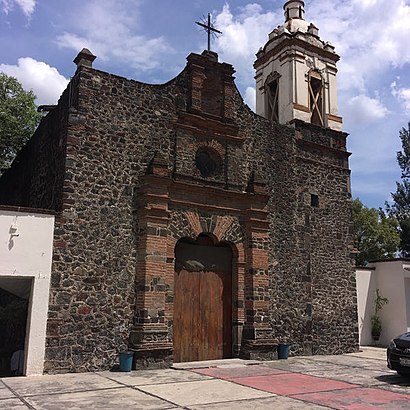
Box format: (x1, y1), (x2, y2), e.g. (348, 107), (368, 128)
(191, 365), (410, 409)
(292, 387), (410, 409)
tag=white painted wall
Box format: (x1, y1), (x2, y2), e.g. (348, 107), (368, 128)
(355, 267), (376, 346)
(0, 208), (54, 376)
(377, 261), (407, 345)
(405, 278), (410, 331)
(356, 260), (410, 346)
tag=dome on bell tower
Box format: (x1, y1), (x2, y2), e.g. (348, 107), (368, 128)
(284, 0), (305, 21)
(282, 0), (309, 33)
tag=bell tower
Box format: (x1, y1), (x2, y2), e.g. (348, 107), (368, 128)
(254, 1), (342, 130)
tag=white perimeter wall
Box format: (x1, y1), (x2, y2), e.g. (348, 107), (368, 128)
(0, 209), (54, 376)
(356, 267), (376, 346)
(356, 261), (409, 346)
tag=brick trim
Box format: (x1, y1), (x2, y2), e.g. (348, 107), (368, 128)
(131, 171), (271, 365)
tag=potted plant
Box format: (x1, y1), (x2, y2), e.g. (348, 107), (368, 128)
(371, 315), (382, 341)
(371, 288), (388, 341)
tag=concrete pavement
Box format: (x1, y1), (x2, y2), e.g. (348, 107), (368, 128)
(1, 347), (409, 409)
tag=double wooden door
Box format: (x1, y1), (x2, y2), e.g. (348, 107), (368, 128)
(173, 241), (232, 363)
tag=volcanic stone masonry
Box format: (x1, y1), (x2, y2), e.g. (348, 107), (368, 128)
(0, 47), (358, 373)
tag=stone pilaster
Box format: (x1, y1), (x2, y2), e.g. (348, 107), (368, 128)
(187, 58), (206, 113)
(130, 154), (173, 368)
(240, 191), (276, 360)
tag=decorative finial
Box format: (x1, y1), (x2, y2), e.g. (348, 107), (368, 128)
(73, 48), (96, 68)
(196, 13), (222, 52)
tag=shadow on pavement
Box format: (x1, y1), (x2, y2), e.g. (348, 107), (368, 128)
(376, 374), (410, 386)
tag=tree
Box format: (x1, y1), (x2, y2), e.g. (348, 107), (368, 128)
(353, 198), (400, 265)
(370, 288), (388, 341)
(0, 73), (42, 172)
(387, 123), (410, 255)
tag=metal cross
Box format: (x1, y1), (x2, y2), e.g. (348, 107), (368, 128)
(196, 13), (222, 52)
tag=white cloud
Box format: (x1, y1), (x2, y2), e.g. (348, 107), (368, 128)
(214, 4), (278, 85)
(212, 1), (410, 97)
(56, 0), (172, 72)
(244, 86), (256, 111)
(0, 58), (69, 105)
(308, 0), (410, 93)
(15, 0), (35, 15)
(345, 95), (389, 125)
(391, 81), (410, 116)
(354, 0), (378, 7)
(1, 0), (35, 16)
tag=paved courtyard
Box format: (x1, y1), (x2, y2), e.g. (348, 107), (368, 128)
(1, 347), (409, 409)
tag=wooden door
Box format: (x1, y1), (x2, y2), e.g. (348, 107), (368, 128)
(173, 241), (232, 363)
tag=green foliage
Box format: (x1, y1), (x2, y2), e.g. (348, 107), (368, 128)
(370, 315), (382, 336)
(374, 288), (389, 315)
(388, 123), (410, 256)
(0, 73), (42, 172)
(370, 288), (388, 338)
(352, 198), (400, 265)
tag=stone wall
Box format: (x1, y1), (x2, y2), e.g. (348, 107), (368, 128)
(298, 140), (357, 354)
(0, 50), (358, 373)
(0, 83), (71, 211)
(298, 121), (356, 353)
(266, 120), (357, 355)
(45, 65), (189, 373)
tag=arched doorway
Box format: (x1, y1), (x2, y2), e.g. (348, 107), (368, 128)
(173, 234), (232, 362)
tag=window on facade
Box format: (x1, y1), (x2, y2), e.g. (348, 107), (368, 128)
(195, 147), (222, 178)
(311, 194), (319, 207)
(267, 79), (279, 123)
(309, 73), (324, 126)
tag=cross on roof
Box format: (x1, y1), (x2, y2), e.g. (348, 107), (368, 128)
(195, 13), (222, 52)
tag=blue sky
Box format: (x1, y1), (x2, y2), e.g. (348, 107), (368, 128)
(1, 0), (410, 210)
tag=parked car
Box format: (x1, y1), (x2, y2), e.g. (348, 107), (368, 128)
(387, 332), (410, 376)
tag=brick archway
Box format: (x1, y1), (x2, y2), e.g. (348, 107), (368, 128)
(167, 214), (246, 359)
(130, 161), (273, 368)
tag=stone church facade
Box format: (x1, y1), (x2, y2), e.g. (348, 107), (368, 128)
(0, 1), (358, 373)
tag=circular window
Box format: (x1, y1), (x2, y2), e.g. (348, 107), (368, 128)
(195, 148), (222, 178)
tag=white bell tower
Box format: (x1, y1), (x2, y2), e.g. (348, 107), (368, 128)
(255, 1), (342, 130)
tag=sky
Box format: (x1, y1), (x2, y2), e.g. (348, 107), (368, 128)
(1, 0), (410, 209)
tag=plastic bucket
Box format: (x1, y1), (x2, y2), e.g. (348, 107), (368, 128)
(278, 343), (289, 359)
(119, 351), (134, 372)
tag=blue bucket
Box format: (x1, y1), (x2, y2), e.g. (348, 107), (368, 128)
(119, 351), (134, 372)
(278, 343), (289, 359)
